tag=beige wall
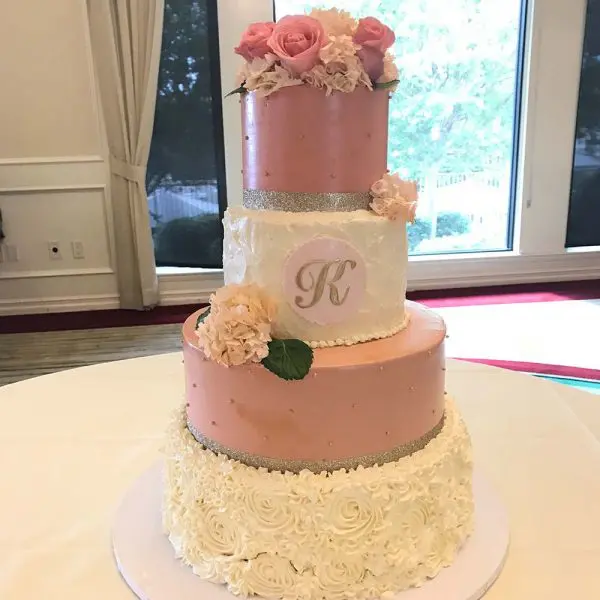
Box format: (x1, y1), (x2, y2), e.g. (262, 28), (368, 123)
(0, 0), (117, 314)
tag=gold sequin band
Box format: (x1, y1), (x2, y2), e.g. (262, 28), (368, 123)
(186, 415), (445, 474)
(243, 189), (372, 213)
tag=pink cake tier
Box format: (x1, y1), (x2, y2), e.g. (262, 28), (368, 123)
(242, 85), (389, 196)
(183, 301), (446, 473)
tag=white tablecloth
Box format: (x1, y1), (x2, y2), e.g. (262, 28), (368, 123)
(1, 355), (599, 599)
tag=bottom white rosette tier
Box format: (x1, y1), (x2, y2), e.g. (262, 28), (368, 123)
(163, 397), (474, 600)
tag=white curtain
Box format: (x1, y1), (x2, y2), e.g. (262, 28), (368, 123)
(87, 0), (164, 309)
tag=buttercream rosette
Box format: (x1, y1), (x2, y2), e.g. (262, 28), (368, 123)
(163, 397), (475, 600)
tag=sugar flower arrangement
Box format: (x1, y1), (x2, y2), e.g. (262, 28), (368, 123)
(232, 8), (399, 97)
(195, 283), (313, 380)
(369, 172), (419, 222)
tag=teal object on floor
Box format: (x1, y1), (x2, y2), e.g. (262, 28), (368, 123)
(536, 375), (600, 395)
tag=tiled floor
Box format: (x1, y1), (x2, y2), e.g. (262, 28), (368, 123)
(0, 324), (181, 386)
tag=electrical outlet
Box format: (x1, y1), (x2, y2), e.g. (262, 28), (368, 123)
(4, 244), (18, 262)
(48, 241), (62, 260)
(71, 241), (85, 259)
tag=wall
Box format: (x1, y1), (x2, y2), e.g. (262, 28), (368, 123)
(0, 0), (117, 315)
(217, 1), (273, 208)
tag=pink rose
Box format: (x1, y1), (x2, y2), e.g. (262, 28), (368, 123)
(356, 47), (384, 81)
(235, 22), (275, 61)
(267, 15), (326, 75)
(353, 17), (395, 80)
(354, 17), (395, 52)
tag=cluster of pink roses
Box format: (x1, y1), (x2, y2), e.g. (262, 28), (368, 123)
(234, 9), (397, 95)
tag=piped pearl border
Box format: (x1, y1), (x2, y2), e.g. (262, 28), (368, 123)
(304, 313), (410, 349)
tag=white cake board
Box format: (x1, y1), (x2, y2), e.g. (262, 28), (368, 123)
(112, 464), (509, 600)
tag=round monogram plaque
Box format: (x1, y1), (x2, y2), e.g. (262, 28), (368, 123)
(283, 237), (366, 325)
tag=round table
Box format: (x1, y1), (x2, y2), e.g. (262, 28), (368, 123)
(1, 355), (599, 600)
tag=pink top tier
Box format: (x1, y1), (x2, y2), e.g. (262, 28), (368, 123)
(242, 86), (389, 193)
(183, 302), (446, 465)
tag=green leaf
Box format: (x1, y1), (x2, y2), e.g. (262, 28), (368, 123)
(261, 339), (314, 381)
(195, 306), (210, 328)
(374, 79), (400, 90)
(225, 85), (247, 98)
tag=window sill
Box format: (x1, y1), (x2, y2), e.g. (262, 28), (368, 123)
(156, 266), (221, 276)
(158, 266), (223, 305)
(407, 249), (600, 290)
(157, 250), (600, 305)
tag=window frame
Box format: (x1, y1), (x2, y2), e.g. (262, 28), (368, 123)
(158, 0), (600, 303)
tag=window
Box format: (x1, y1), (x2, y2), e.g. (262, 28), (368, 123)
(566, 0), (600, 248)
(157, 0), (600, 301)
(147, 0), (227, 269)
(275, 0), (525, 256)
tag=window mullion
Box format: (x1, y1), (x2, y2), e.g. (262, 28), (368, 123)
(517, 0), (587, 256)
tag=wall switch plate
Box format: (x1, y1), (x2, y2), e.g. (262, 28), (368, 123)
(71, 241), (85, 259)
(1, 244), (19, 262)
(48, 241), (62, 260)
(4, 244), (18, 262)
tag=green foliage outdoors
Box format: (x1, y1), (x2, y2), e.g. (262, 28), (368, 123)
(147, 0), (218, 196)
(147, 0), (223, 266)
(153, 213), (223, 268)
(148, 1), (600, 259)
(566, 0), (600, 247)
(408, 211), (471, 252)
(284, 0), (519, 182)
(148, 0), (526, 264)
(150, 0), (520, 193)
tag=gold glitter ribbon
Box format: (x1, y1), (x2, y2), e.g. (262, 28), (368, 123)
(186, 416), (445, 474)
(243, 189), (372, 212)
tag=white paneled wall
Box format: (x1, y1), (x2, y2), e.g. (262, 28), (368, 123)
(0, 0), (117, 315)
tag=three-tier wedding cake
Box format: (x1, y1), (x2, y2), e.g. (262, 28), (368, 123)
(163, 9), (475, 600)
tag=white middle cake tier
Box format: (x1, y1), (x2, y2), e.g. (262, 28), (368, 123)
(223, 207), (408, 347)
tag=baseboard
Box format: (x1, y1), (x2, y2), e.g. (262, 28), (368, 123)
(158, 288), (216, 305)
(0, 293), (120, 316)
